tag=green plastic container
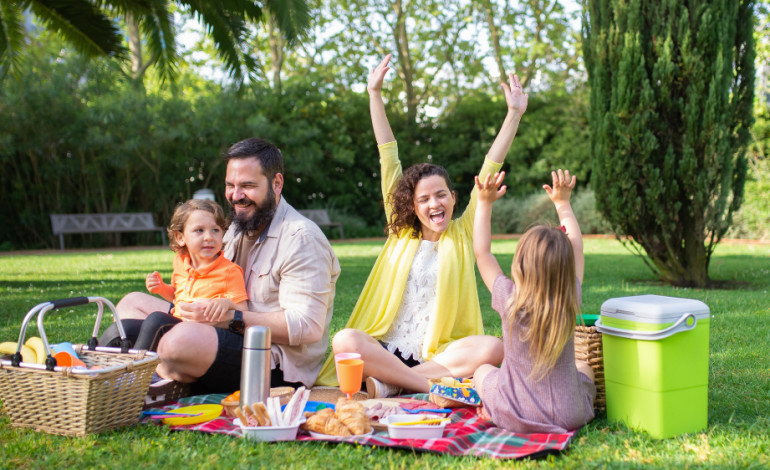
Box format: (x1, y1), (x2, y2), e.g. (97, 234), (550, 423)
(596, 295), (710, 438)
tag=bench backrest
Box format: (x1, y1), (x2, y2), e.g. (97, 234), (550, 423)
(297, 209), (332, 225)
(51, 213), (160, 235)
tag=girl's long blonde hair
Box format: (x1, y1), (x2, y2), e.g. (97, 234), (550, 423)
(506, 225), (579, 380)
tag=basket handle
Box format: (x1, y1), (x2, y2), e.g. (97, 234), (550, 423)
(14, 296), (131, 370)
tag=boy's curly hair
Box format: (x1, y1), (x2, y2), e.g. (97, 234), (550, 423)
(167, 199), (228, 254)
(384, 163), (456, 238)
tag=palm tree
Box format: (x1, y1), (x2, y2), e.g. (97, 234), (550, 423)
(0, 0), (311, 84)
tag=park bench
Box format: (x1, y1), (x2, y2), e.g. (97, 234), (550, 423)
(297, 209), (344, 239)
(50, 213), (167, 251)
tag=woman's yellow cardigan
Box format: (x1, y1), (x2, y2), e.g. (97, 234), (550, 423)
(315, 141), (502, 386)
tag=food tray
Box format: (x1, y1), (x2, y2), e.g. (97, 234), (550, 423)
(382, 414), (447, 439)
(235, 418), (305, 442)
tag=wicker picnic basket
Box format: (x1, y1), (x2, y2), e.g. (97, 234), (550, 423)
(0, 297), (160, 437)
(574, 324), (605, 411)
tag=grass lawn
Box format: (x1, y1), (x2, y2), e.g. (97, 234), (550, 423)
(0, 238), (768, 468)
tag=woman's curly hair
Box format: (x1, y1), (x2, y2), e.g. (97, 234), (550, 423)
(384, 163), (456, 238)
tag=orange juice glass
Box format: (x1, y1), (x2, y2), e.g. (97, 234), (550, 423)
(336, 358), (364, 399)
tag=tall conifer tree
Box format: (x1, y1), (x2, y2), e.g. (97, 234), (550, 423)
(583, 0), (756, 287)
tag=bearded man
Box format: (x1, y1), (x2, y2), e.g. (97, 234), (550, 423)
(102, 138), (340, 395)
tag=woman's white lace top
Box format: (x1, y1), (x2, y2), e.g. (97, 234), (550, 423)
(381, 239), (439, 363)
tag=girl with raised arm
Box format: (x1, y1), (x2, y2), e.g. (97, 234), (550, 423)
(471, 169), (596, 433)
(315, 54), (528, 397)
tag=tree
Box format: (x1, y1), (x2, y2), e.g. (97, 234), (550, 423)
(323, 0), (483, 128)
(583, 0), (756, 287)
(477, 0), (579, 89)
(0, 0), (311, 85)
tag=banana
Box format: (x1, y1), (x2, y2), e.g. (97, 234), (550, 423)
(25, 337), (48, 365)
(0, 341), (37, 364)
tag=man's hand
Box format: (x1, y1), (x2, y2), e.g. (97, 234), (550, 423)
(145, 271), (164, 293)
(367, 54), (391, 95)
(542, 169), (576, 205)
(204, 298), (239, 323)
(501, 73), (528, 117)
(475, 171), (507, 206)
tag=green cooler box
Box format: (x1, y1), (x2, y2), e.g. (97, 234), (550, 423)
(596, 295), (710, 438)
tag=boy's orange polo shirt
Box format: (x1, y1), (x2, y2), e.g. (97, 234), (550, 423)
(170, 251), (249, 317)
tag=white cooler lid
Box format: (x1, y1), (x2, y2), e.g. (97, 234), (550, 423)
(600, 294), (710, 324)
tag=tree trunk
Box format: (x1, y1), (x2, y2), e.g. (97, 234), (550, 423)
(127, 12), (142, 76)
(392, 0), (417, 127)
(480, 0), (506, 81)
(267, 15), (284, 94)
(126, 12), (151, 88)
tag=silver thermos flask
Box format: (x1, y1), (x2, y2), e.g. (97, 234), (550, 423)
(240, 326), (271, 409)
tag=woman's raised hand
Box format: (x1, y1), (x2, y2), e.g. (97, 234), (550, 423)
(475, 171), (507, 205)
(367, 54), (392, 94)
(501, 73), (528, 116)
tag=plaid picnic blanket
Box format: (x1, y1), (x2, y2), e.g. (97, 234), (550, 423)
(141, 394), (577, 460)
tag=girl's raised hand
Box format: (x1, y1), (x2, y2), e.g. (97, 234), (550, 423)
(475, 171), (507, 205)
(501, 73), (528, 116)
(367, 54), (392, 94)
(542, 169), (576, 204)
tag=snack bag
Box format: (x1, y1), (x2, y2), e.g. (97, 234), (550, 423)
(428, 377), (481, 408)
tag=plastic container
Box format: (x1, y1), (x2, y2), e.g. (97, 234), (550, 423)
(596, 295), (710, 438)
(382, 414), (448, 439)
(234, 418), (305, 442)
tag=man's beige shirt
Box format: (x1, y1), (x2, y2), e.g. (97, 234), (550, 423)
(223, 197), (341, 387)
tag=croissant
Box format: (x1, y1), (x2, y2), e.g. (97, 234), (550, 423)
(334, 398), (372, 435)
(304, 408), (351, 436)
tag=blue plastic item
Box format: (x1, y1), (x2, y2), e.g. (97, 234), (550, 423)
(280, 400), (335, 413)
(51, 342), (79, 359)
(403, 408), (452, 414)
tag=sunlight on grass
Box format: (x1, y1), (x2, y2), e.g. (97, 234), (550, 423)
(0, 238), (768, 468)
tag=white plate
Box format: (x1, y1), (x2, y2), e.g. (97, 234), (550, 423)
(308, 429), (373, 440)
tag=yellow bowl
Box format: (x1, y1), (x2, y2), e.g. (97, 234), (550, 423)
(162, 405), (223, 426)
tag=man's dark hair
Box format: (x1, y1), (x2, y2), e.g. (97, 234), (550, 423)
(223, 138), (284, 181)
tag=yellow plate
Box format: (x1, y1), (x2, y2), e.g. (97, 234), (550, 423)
(162, 405), (223, 426)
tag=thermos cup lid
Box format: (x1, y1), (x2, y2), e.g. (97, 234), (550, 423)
(243, 326), (271, 349)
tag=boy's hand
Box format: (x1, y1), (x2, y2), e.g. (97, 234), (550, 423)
(145, 271), (164, 293)
(475, 171), (507, 205)
(367, 54), (391, 94)
(204, 298), (239, 323)
(501, 73), (528, 117)
(543, 169), (576, 205)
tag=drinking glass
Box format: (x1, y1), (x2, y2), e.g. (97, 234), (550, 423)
(336, 358), (364, 399)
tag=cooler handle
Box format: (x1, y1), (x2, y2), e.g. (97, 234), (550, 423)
(595, 313), (697, 341)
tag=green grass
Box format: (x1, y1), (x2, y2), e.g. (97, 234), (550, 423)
(1, 239), (769, 468)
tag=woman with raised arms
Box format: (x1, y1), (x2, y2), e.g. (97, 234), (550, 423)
(315, 54), (528, 397)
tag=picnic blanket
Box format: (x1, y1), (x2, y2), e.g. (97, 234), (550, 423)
(141, 394), (577, 460)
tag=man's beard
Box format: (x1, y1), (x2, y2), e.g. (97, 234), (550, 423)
(228, 186), (277, 234)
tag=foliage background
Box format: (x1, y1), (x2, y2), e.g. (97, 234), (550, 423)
(0, 0), (767, 250)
